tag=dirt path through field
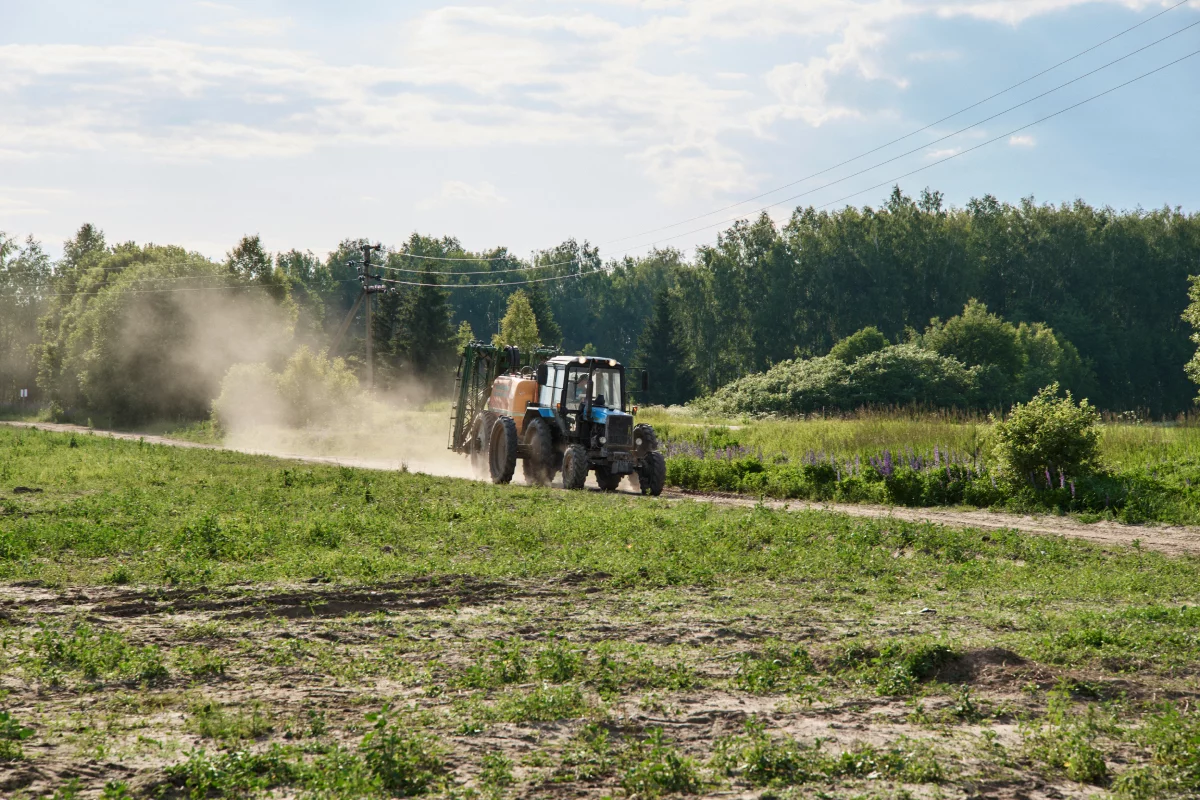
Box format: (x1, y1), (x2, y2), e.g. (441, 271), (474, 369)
(7, 420), (1200, 556)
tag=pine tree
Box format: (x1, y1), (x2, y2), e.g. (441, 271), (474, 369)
(635, 290), (696, 406)
(395, 270), (457, 383)
(493, 290), (540, 352)
(521, 284), (562, 348)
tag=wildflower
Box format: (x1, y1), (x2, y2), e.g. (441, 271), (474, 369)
(1044, 468), (1052, 488)
(1070, 480), (1076, 499)
(1059, 470), (1065, 490)
(934, 445), (941, 469)
(883, 449), (894, 478)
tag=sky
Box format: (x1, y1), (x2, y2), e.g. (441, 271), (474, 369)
(1, 0), (1198, 263)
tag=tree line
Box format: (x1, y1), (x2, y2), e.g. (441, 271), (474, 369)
(3, 185), (1200, 423)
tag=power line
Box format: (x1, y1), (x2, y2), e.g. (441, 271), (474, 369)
(356, 0), (1196, 270)
(370, 267), (612, 290)
(365, 44), (1198, 289)
(633, 47), (1200, 253)
(372, 253), (586, 276)
(0, 278), (360, 300)
(597, 0), (1196, 249)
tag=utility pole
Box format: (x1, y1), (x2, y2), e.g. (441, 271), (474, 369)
(361, 244), (381, 393)
(330, 243), (385, 390)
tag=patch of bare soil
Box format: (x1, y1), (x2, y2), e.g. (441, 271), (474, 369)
(0, 580), (1190, 799)
(6, 420), (1199, 557)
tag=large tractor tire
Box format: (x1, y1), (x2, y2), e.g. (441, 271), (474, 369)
(489, 416), (519, 484)
(594, 465), (623, 492)
(561, 444), (589, 490)
(638, 451), (666, 496)
(521, 417), (555, 486)
(633, 423), (659, 457)
(470, 412), (495, 478)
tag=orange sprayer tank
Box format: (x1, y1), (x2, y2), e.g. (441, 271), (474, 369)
(487, 374), (539, 435)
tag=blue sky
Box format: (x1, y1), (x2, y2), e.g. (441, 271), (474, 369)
(2, 0), (1198, 262)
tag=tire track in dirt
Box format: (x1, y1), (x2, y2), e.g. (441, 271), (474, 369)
(6, 420), (1200, 557)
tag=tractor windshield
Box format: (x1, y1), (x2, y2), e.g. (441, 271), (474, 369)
(563, 365), (624, 411)
(592, 368), (623, 410)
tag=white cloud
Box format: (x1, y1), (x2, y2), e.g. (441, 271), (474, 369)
(0, 0), (1149, 203)
(926, 147), (963, 159)
(1009, 134), (1037, 147)
(908, 49), (962, 62)
(194, 2), (292, 38)
(418, 181), (510, 211)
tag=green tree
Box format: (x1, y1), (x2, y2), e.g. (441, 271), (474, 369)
(1184, 274), (1200, 399)
(456, 320), (475, 353)
(634, 290), (697, 406)
(37, 244), (293, 424)
(0, 233), (52, 404)
(493, 290), (540, 351)
(521, 283), (562, 348)
(922, 300), (1022, 407)
(394, 270), (458, 384)
(227, 235), (287, 301)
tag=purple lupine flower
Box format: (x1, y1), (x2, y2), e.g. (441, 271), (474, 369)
(1059, 470), (1065, 490)
(991, 475), (997, 489)
(934, 445), (940, 468)
(883, 449), (894, 478)
(855, 454), (862, 475)
(1070, 480), (1076, 499)
(1044, 468), (1052, 488)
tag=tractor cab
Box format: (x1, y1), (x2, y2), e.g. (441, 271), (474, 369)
(537, 356), (630, 431)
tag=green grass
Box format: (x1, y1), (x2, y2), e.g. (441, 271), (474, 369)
(712, 720), (944, 787)
(639, 407), (1200, 524)
(5, 426), (1200, 598)
(4, 425), (1200, 797)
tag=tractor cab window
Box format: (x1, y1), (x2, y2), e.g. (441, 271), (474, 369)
(564, 366), (590, 411)
(592, 368), (623, 410)
(539, 365), (562, 407)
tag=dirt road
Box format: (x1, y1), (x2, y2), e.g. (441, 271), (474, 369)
(6, 420), (1200, 557)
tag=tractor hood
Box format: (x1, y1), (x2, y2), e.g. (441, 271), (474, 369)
(588, 406), (629, 426)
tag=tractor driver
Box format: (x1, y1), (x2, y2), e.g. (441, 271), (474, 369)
(573, 374), (592, 407)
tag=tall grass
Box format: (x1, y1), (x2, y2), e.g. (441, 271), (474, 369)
(639, 406), (1200, 468)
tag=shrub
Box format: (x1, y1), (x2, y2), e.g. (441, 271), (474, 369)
(212, 346), (359, 431)
(991, 383), (1101, 489)
(699, 345), (978, 415)
(829, 326), (888, 363)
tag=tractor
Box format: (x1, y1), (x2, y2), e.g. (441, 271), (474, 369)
(448, 342), (666, 495)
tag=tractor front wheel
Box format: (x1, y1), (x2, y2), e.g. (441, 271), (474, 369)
(638, 451), (666, 496)
(561, 444), (589, 490)
(489, 416), (518, 484)
(522, 417), (555, 486)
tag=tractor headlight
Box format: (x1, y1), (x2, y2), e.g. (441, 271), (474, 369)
(599, 436), (607, 444)
(635, 437), (643, 446)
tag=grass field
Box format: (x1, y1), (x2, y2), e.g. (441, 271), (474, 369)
(639, 407), (1200, 525)
(1, 426), (1199, 798)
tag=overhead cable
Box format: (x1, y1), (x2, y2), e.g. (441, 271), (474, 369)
(645, 46), (1200, 252)
(597, 0), (1196, 248)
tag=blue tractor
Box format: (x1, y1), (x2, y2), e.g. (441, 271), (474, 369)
(449, 344), (666, 494)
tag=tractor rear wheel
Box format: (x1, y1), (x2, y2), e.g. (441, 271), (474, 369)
(489, 416), (518, 484)
(522, 418), (555, 486)
(594, 465), (622, 492)
(638, 451), (666, 496)
(561, 444), (589, 490)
